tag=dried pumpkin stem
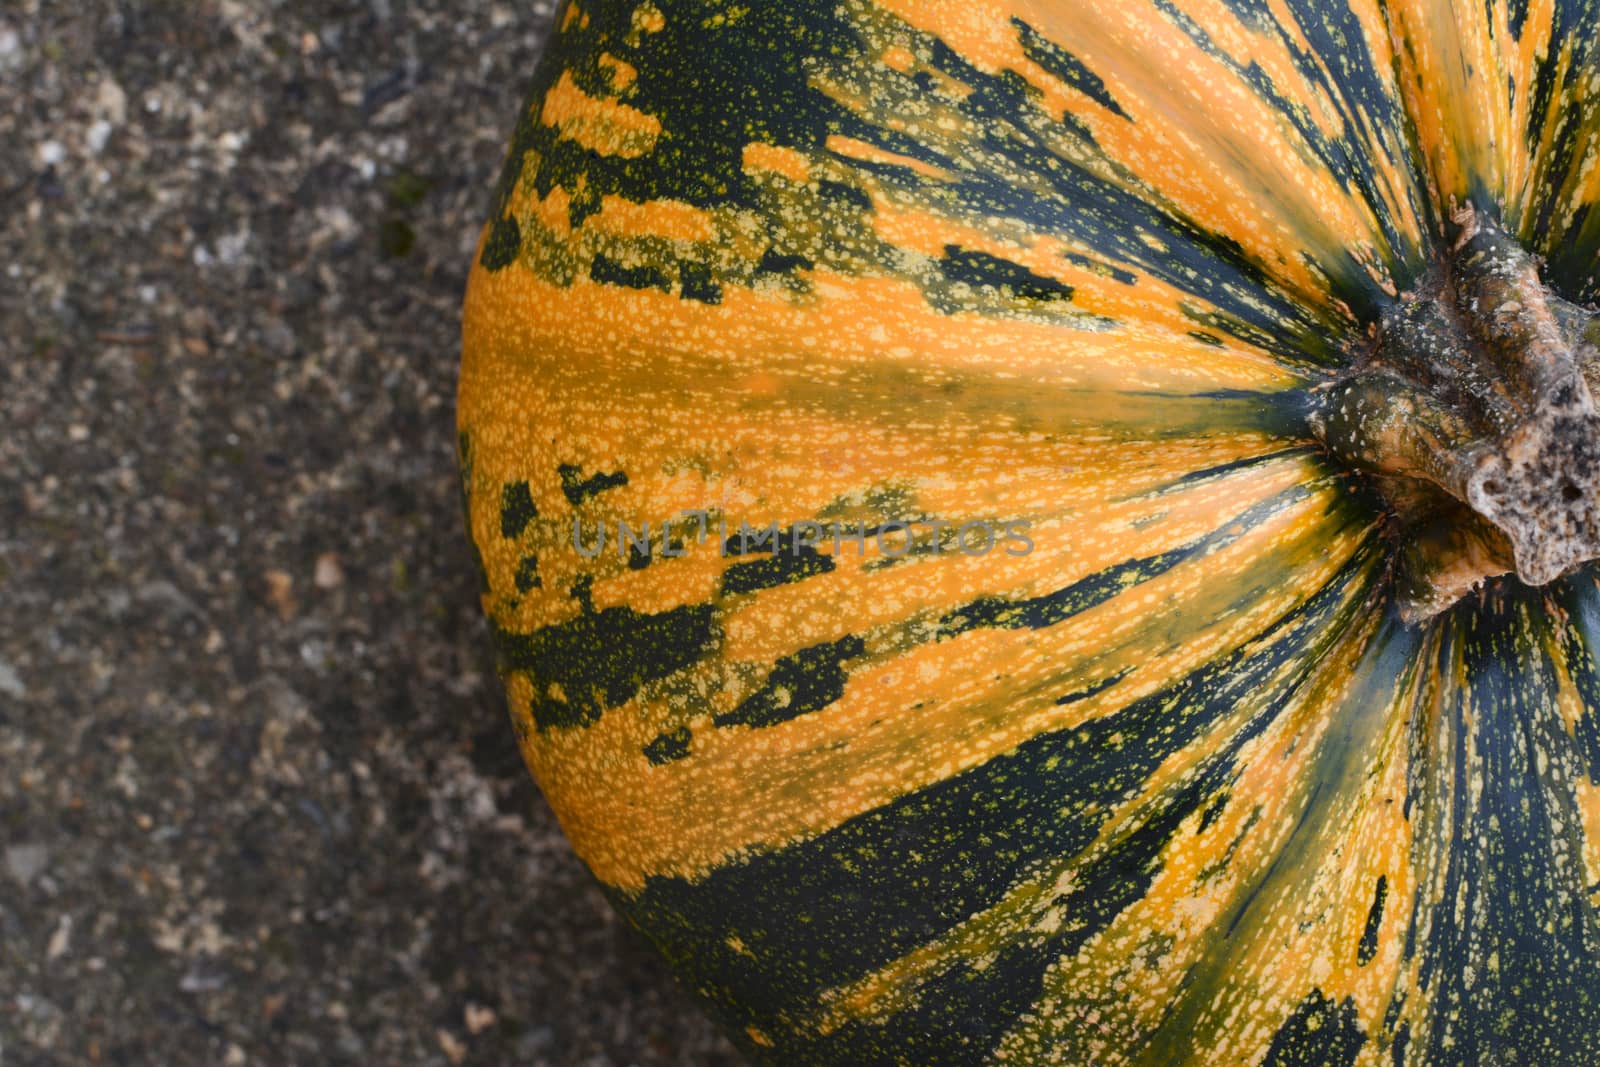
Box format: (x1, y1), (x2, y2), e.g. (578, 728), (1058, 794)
(1311, 205), (1600, 620)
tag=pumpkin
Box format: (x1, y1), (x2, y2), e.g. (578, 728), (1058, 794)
(457, 0), (1600, 1062)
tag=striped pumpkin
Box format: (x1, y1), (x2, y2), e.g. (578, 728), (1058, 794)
(457, 1), (1600, 1063)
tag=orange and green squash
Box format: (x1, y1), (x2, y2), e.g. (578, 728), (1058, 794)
(457, 1), (1600, 1063)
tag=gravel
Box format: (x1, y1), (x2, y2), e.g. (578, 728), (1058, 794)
(0, 2), (742, 1063)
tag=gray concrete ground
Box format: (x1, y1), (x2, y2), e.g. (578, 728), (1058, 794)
(0, 2), (742, 1063)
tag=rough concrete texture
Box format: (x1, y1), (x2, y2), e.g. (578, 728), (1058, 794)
(0, 3), (743, 1064)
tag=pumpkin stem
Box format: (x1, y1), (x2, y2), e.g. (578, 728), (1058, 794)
(1309, 205), (1600, 621)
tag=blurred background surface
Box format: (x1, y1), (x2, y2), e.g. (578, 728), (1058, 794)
(0, 2), (741, 1063)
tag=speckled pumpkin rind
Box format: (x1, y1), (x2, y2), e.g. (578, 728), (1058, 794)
(458, 2), (1600, 1064)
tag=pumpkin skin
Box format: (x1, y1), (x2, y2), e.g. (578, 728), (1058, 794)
(457, 0), (1600, 1063)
